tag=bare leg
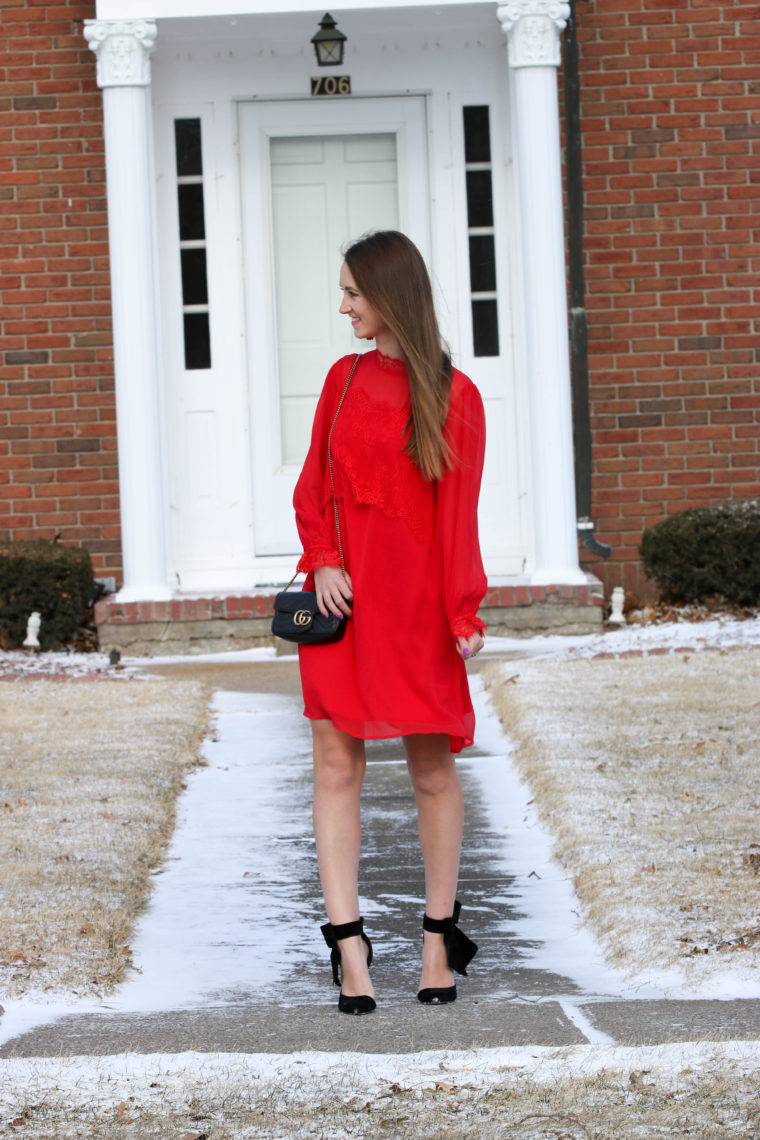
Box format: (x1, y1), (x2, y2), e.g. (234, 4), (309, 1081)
(403, 733), (464, 991)
(311, 719), (374, 999)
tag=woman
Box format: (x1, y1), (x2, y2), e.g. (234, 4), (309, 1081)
(294, 231), (486, 1014)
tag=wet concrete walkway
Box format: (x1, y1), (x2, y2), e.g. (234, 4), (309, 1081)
(2, 656), (760, 1057)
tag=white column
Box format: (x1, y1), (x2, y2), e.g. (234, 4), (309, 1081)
(85, 20), (171, 601)
(498, 1), (585, 585)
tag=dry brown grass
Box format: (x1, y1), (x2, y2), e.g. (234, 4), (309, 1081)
(0, 679), (211, 1000)
(482, 649), (760, 983)
(3, 1044), (760, 1137)
(2, 657), (760, 1138)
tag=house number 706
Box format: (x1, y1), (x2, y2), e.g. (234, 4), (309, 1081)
(311, 75), (351, 96)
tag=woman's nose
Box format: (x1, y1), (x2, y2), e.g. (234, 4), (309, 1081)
(339, 296), (351, 314)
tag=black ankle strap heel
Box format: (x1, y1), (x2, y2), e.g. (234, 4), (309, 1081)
(321, 917), (376, 1015)
(417, 900), (478, 1005)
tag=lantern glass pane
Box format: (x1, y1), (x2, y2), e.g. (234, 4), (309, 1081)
(318, 41), (341, 64)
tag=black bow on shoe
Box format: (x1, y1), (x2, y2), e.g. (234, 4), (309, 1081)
(320, 917), (376, 1015)
(422, 899), (478, 975)
(417, 900), (478, 1005)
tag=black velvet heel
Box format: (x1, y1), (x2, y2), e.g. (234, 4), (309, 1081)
(321, 917), (376, 1015)
(417, 900), (477, 1005)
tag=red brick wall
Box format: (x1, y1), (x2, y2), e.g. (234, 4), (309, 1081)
(574, 0), (760, 600)
(0, 1), (120, 580)
(2, 2), (758, 602)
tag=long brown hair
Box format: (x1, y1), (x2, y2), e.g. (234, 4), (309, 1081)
(343, 230), (453, 481)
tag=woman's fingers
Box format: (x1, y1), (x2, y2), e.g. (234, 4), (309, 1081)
(323, 589), (352, 619)
(457, 632), (484, 659)
(314, 566), (353, 618)
(330, 591), (353, 618)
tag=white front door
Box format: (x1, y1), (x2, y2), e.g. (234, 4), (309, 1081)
(238, 97), (430, 557)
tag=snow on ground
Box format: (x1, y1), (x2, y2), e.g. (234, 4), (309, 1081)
(0, 649), (125, 679)
(1, 608), (758, 681)
(482, 649), (760, 999)
(483, 610), (760, 660)
(0, 677), (633, 1047)
(3, 1040), (760, 1112)
(1, 612), (759, 1109)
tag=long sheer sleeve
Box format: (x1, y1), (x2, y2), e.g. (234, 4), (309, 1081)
(293, 359), (346, 573)
(435, 371), (488, 640)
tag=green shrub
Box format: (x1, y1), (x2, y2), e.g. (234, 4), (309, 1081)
(0, 540), (95, 650)
(640, 501), (760, 606)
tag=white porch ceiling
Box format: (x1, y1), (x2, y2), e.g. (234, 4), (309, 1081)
(96, 0), (488, 18)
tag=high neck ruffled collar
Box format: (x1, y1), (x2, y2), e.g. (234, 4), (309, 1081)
(376, 349), (407, 373)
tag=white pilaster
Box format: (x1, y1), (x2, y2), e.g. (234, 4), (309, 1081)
(85, 19), (171, 601)
(498, 1), (585, 584)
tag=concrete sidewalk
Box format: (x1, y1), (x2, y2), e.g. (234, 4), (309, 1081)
(2, 655), (760, 1058)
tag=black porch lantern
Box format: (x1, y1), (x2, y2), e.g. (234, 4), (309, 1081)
(311, 13), (347, 67)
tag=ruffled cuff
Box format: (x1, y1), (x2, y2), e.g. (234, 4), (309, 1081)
(451, 614), (487, 641)
(296, 547), (342, 573)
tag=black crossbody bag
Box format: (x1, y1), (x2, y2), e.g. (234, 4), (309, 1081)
(271, 353), (360, 645)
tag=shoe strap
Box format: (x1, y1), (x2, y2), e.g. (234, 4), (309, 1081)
(422, 900), (477, 977)
(422, 899), (461, 934)
(323, 918), (365, 944)
(320, 917), (373, 987)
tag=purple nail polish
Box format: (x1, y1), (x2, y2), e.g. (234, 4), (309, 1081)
(463, 648), (470, 657)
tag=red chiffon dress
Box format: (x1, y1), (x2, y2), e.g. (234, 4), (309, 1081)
(293, 349), (487, 753)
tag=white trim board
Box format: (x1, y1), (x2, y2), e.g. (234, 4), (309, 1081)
(97, 0), (491, 19)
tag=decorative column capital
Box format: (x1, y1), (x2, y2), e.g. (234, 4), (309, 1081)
(84, 19), (158, 88)
(497, 1), (570, 68)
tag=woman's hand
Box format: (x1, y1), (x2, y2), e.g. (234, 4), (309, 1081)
(456, 631), (484, 660)
(314, 565), (353, 619)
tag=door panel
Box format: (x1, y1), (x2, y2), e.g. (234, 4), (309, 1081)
(271, 133), (398, 464)
(238, 97), (430, 556)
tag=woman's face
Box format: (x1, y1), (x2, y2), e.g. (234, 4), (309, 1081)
(339, 262), (389, 342)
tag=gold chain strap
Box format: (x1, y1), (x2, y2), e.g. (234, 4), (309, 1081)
(327, 353), (361, 577)
(285, 353), (361, 592)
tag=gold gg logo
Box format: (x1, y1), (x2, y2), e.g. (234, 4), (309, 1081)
(294, 610), (313, 627)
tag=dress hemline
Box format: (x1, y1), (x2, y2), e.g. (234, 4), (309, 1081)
(302, 706), (473, 755)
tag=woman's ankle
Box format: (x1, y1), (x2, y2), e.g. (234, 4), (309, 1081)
(338, 935), (374, 997)
(420, 930), (454, 988)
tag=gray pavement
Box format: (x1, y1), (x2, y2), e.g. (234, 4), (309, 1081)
(5, 996), (760, 1058)
(2, 654), (760, 1058)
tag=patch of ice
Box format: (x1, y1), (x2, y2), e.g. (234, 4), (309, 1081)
(106, 689), (320, 1012)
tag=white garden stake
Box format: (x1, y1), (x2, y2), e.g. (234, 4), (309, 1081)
(609, 587), (625, 625)
(23, 611), (41, 650)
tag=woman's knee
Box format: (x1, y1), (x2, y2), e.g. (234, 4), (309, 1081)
(312, 723), (365, 790)
(404, 736), (458, 798)
(410, 763), (459, 799)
